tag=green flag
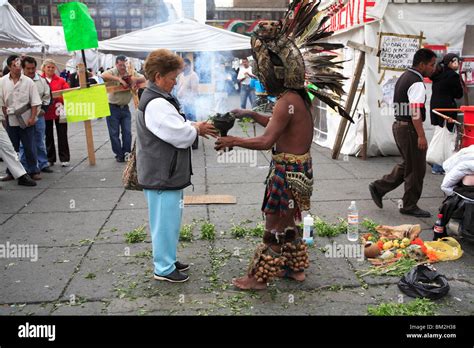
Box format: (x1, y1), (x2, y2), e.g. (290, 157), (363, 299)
(58, 2), (98, 51)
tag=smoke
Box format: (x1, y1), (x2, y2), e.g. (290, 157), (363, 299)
(189, 51), (238, 120)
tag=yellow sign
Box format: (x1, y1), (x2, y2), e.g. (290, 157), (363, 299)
(63, 84), (110, 123)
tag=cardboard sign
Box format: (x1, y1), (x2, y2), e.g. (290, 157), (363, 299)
(58, 2), (98, 51)
(379, 32), (423, 72)
(63, 84), (110, 123)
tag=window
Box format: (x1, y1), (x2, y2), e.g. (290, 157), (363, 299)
(39, 17), (49, 25)
(101, 18), (110, 27)
(39, 6), (48, 16)
(99, 8), (111, 16)
(130, 8), (141, 16)
(131, 19), (141, 28)
(144, 7), (155, 17)
(53, 19), (62, 26)
(115, 8), (127, 16)
(116, 18), (126, 27)
(25, 17), (34, 25)
(102, 29), (111, 39)
(22, 5), (32, 16)
(89, 7), (97, 16)
(116, 29), (127, 36)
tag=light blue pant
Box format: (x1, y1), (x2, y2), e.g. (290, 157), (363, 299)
(144, 189), (183, 276)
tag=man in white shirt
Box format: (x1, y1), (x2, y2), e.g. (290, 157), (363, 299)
(20, 56), (52, 174)
(237, 58), (256, 109)
(0, 55), (42, 181)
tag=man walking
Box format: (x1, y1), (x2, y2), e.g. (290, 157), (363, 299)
(102, 55), (145, 162)
(0, 55), (42, 181)
(20, 56), (53, 174)
(369, 48), (437, 218)
(237, 58), (256, 109)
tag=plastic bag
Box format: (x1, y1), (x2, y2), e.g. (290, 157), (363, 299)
(398, 265), (450, 300)
(426, 126), (457, 165)
(424, 237), (463, 261)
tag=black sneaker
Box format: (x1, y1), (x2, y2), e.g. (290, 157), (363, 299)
(175, 261), (189, 271)
(154, 269), (189, 283)
(369, 182), (383, 209)
(41, 167), (54, 173)
(18, 174), (37, 187)
(399, 207), (431, 218)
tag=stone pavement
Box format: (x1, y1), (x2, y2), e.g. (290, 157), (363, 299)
(0, 116), (473, 316)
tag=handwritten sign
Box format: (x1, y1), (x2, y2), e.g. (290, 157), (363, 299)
(63, 84), (110, 123)
(379, 32), (423, 71)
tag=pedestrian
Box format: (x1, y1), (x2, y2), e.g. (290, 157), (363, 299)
(369, 48), (438, 218)
(237, 57), (256, 109)
(0, 61), (37, 187)
(429, 53), (464, 175)
(136, 49), (217, 282)
(0, 55), (42, 181)
(41, 59), (71, 167)
(102, 55), (145, 162)
(20, 56), (53, 174)
(176, 58), (200, 149)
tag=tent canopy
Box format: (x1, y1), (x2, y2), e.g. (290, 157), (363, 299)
(0, 0), (45, 49)
(99, 18), (251, 58)
(32, 26), (67, 55)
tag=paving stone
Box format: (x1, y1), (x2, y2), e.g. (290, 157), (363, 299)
(0, 246), (86, 303)
(22, 188), (124, 213)
(0, 211), (110, 247)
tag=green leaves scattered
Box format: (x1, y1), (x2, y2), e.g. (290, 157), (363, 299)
(84, 273), (96, 280)
(180, 223), (195, 242)
(359, 258), (418, 277)
(200, 221), (216, 241)
(361, 218), (380, 239)
(125, 225), (147, 244)
(230, 221), (265, 239)
(314, 217), (347, 237)
(368, 298), (438, 316)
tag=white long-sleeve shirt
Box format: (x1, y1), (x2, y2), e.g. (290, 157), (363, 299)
(144, 97), (197, 149)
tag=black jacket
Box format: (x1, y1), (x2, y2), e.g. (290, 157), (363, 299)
(430, 68), (463, 132)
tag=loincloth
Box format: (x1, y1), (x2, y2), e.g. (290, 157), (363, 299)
(262, 151), (313, 220)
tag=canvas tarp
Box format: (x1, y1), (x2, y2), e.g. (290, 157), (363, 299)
(315, 1), (474, 157)
(0, 0), (44, 49)
(98, 18), (251, 58)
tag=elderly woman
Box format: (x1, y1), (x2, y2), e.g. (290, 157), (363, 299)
(137, 49), (217, 283)
(41, 59), (70, 167)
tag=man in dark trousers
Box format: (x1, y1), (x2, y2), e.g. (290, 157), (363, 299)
(369, 48), (437, 218)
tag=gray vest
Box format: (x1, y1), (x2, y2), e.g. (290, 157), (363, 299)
(136, 82), (193, 190)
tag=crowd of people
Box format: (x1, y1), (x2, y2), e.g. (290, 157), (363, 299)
(1, 46), (471, 288)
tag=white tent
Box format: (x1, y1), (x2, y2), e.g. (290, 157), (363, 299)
(314, 0), (474, 157)
(0, 0), (44, 49)
(98, 18), (251, 58)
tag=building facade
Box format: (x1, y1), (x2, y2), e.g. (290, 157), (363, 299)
(9, 0), (170, 40)
(212, 0), (288, 21)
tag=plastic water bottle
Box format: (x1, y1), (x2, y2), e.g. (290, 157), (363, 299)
(303, 213), (314, 245)
(347, 201), (359, 242)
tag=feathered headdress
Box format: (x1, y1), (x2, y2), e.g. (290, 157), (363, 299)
(251, 0), (352, 122)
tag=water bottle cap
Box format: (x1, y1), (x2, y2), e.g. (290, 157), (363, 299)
(437, 213), (443, 218)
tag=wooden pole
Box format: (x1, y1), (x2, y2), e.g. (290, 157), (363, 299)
(332, 51), (365, 159)
(77, 62), (96, 166)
